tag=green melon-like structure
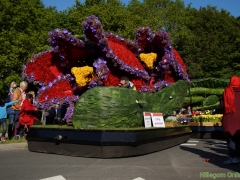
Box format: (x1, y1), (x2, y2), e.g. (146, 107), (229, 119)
(183, 78), (228, 109)
(72, 80), (189, 129)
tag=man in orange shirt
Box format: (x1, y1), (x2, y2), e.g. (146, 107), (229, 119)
(9, 81), (28, 138)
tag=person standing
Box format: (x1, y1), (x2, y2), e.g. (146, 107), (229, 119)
(10, 81), (28, 138)
(27, 91), (37, 105)
(6, 81), (18, 139)
(45, 104), (63, 125)
(186, 106), (192, 115)
(0, 97), (18, 141)
(8, 81), (17, 96)
(221, 76), (240, 164)
(118, 76), (136, 90)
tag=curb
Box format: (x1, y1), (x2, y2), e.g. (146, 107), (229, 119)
(0, 142), (28, 151)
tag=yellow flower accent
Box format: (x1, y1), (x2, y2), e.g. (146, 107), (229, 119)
(139, 53), (157, 70)
(71, 66), (94, 87)
(192, 114), (223, 122)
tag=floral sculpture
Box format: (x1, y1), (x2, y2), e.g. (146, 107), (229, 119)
(22, 15), (189, 122)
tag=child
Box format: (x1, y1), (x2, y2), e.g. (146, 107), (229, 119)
(18, 94), (41, 127)
(0, 97), (18, 141)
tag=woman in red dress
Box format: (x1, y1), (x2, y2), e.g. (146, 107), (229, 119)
(19, 93), (41, 127)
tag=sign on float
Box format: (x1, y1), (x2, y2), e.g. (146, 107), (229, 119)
(143, 112), (165, 128)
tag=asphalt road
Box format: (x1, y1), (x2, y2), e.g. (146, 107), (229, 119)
(0, 139), (240, 180)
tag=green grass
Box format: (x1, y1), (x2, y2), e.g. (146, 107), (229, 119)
(0, 137), (27, 144)
(31, 124), (75, 129)
(0, 119), (27, 144)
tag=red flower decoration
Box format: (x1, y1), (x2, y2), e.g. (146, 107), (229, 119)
(38, 79), (74, 102)
(103, 70), (120, 87)
(107, 38), (145, 70)
(164, 69), (176, 83)
(173, 48), (187, 73)
(25, 52), (62, 84)
(162, 49), (187, 83)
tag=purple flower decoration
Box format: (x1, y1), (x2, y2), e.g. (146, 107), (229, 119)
(64, 103), (75, 123)
(82, 15), (105, 43)
(88, 58), (109, 88)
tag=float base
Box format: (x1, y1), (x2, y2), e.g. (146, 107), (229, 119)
(27, 126), (191, 158)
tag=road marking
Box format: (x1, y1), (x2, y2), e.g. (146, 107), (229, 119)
(213, 141), (226, 144)
(212, 144), (227, 147)
(180, 143), (197, 146)
(40, 175), (66, 180)
(133, 178), (145, 180)
(188, 140), (199, 142)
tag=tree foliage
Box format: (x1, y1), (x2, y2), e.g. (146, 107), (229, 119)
(177, 5), (240, 79)
(0, 0), (59, 96)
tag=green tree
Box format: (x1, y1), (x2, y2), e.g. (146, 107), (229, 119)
(68, 0), (131, 38)
(176, 5), (240, 79)
(0, 0), (59, 96)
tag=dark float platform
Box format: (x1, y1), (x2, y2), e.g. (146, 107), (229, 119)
(190, 126), (224, 139)
(26, 126), (191, 158)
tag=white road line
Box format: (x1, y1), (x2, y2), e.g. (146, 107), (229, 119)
(217, 140), (227, 143)
(180, 143), (197, 146)
(40, 175), (66, 180)
(212, 144), (227, 147)
(133, 177), (145, 180)
(188, 140), (199, 142)
(213, 141), (226, 144)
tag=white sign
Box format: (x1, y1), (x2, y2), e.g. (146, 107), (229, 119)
(151, 113), (165, 127)
(143, 112), (152, 128)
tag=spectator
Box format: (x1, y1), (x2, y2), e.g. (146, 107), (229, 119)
(10, 81), (28, 138)
(27, 91), (42, 120)
(18, 94), (41, 129)
(8, 81), (17, 96)
(0, 97), (18, 141)
(6, 81), (18, 139)
(172, 110), (177, 116)
(42, 108), (47, 125)
(221, 76), (240, 164)
(27, 91), (37, 105)
(118, 76), (136, 90)
(179, 108), (185, 114)
(6, 81), (18, 105)
(45, 104), (67, 125)
(180, 106), (192, 115)
(185, 106), (192, 115)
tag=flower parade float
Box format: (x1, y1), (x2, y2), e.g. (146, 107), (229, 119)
(182, 78), (228, 139)
(25, 15), (192, 158)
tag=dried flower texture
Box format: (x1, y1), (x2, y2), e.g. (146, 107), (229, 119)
(139, 53), (157, 70)
(25, 51), (61, 84)
(71, 66), (94, 87)
(38, 80), (73, 102)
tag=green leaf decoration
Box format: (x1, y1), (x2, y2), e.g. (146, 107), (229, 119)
(203, 95), (219, 106)
(184, 96), (205, 104)
(190, 78), (229, 89)
(188, 87), (224, 96)
(192, 102), (220, 111)
(72, 80), (189, 129)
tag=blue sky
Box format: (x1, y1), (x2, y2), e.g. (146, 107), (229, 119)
(42, 0), (240, 17)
